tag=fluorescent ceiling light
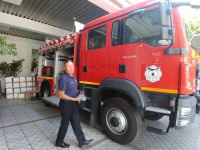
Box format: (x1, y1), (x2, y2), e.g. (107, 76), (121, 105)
(115, 0), (131, 8)
(106, 0), (121, 10)
(89, 0), (146, 13)
(2, 0), (23, 6)
(88, 0), (120, 13)
(125, 0), (146, 5)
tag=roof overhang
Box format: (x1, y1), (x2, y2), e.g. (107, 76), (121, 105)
(0, 12), (70, 38)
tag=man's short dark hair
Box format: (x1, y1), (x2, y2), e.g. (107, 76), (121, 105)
(64, 57), (72, 65)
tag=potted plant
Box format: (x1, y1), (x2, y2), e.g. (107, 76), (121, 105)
(0, 59), (24, 77)
(0, 35), (23, 95)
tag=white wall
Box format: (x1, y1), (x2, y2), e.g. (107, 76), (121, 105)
(0, 34), (44, 93)
(0, 34), (44, 76)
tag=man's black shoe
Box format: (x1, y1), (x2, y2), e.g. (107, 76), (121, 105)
(55, 142), (70, 148)
(79, 139), (93, 148)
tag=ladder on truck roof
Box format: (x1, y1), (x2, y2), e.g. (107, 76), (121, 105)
(39, 33), (76, 53)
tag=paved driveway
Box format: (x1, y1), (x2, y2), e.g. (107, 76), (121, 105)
(0, 97), (199, 150)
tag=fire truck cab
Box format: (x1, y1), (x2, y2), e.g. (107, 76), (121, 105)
(37, 0), (200, 145)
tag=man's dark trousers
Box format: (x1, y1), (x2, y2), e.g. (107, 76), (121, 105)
(56, 100), (86, 145)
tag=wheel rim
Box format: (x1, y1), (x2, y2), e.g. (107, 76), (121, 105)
(106, 108), (128, 135)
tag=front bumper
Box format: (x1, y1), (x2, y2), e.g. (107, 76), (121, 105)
(176, 95), (197, 126)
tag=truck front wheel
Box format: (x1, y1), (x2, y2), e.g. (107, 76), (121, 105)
(101, 97), (142, 145)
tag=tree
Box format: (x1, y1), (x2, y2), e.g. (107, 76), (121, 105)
(0, 35), (24, 77)
(0, 35), (17, 56)
(178, 7), (200, 41)
(186, 17), (200, 40)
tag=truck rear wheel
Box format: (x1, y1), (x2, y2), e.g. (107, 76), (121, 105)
(40, 84), (51, 107)
(101, 97), (142, 145)
(145, 112), (164, 121)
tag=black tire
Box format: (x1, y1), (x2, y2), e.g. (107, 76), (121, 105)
(40, 83), (51, 107)
(145, 112), (164, 121)
(101, 97), (142, 145)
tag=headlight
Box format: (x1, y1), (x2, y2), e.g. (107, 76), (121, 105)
(178, 107), (191, 116)
(176, 120), (191, 126)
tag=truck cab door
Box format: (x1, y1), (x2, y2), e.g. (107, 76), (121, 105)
(79, 25), (108, 84)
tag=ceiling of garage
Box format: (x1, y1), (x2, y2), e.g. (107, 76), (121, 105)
(0, 0), (108, 41)
(0, 26), (46, 41)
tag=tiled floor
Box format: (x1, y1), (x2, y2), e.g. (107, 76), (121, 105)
(0, 97), (200, 150)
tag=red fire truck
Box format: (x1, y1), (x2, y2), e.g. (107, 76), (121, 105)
(37, 0), (200, 144)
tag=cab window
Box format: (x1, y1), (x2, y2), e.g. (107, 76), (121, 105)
(123, 7), (170, 46)
(112, 21), (120, 46)
(88, 26), (106, 50)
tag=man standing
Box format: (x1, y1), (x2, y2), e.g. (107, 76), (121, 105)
(55, 59), (93, 148)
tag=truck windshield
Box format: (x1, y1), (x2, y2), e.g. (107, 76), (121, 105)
(123, 7), (170, 46)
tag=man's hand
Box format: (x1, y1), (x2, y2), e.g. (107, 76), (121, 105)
(59, 91), (81, 102)
(73, 97), (81, 102)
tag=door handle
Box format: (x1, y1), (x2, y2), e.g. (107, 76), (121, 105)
(83, 66), (88, 72)
(119, 64), (126, 73)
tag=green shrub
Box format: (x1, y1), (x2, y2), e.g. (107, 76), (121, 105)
(0, 59), (24, 77)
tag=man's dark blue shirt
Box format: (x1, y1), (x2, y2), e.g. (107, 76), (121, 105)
(58, 73), (79, 102)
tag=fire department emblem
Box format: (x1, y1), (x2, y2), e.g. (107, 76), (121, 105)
(145, 65), (162, 83)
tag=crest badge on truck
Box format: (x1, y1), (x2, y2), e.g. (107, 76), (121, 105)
(145, 65), (162, 83)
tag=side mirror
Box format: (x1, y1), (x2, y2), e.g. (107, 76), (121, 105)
(160, 1), (171, 27)
(161, 27), (173, 40)
(160, 1), (173, 40)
